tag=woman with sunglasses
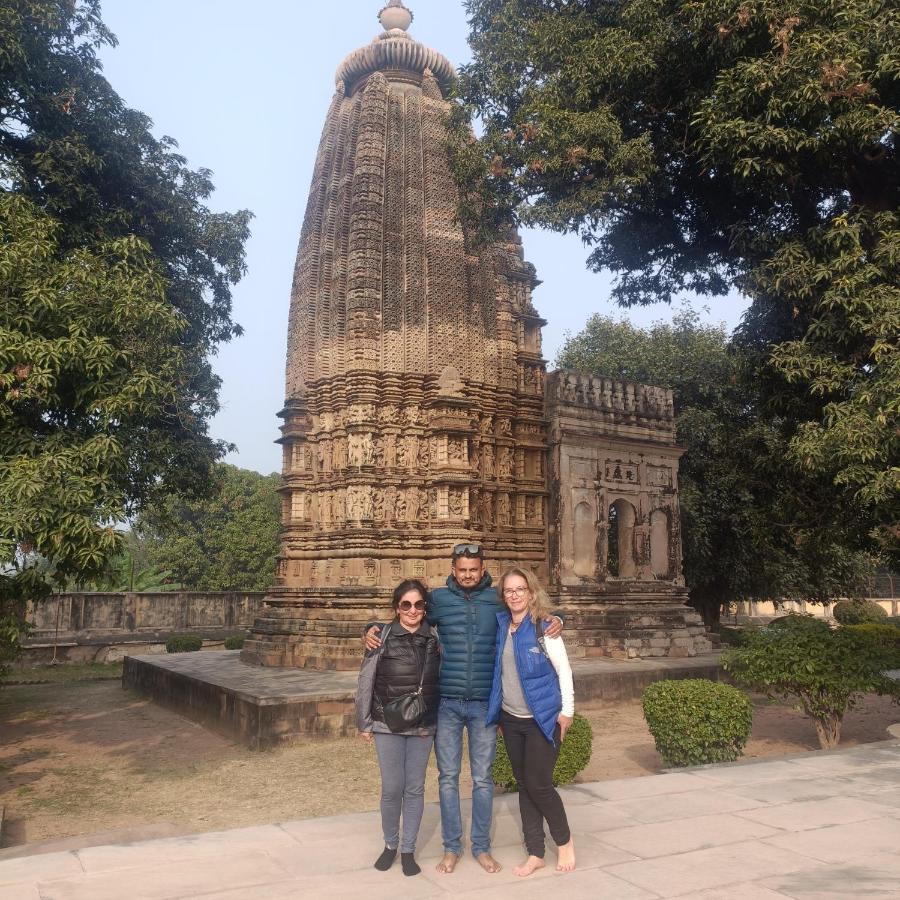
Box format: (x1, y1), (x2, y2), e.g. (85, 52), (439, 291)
(355, 579), (440, 876)
(486, 567), (576, 876)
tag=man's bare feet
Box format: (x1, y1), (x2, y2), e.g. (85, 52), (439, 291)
(475, 852), (502, 873)
(435, 852), (458, 874)
(513, 855), (545, 877)
(556, 838), (576, 872)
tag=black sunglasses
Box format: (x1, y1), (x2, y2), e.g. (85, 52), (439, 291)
(398, 599), (426, 611)
(452, 543), (483, 558)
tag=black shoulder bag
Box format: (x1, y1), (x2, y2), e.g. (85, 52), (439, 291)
(381, 631), (428, 733)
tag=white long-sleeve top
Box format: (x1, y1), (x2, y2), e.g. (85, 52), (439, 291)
(544, 634), (575, 718)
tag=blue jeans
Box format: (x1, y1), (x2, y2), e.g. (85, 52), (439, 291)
(435, 698), (498, 857)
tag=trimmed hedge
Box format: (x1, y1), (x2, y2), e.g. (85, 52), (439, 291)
(642, 679), (753, 767)
(224, 635), (246, 650)
(165, 634), (203, 653)
(492, 713), (593, 791)
(833, 600), (888, 625)
(844, 623), (900, 667)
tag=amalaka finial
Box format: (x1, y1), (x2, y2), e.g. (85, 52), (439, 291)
(379, 0), (413, 33)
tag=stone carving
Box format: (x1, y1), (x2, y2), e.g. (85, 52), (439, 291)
(497, 493), (511, 526)
(482, 445), (494, 479)
(396, 436), (409, 468)
(498, 447), (513, 479)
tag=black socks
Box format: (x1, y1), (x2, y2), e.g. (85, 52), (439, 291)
(373, 846), (419, 876)
(401, 853), (421, 876)
(374, 847), (397, 871)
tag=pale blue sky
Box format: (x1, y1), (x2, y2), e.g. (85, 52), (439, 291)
(98, 0), (748, 475)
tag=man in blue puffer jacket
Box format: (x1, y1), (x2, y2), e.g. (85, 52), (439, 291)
(366, 544), (562, 876)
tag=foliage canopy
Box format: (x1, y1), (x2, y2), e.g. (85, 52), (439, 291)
(0, 1), (251, 665)
(137, 465), (281, 593)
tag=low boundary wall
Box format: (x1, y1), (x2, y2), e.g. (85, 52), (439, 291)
(19, 591), (265, 666)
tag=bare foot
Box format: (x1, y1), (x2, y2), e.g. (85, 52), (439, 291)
(475, 852), (502, 873)
(556, 838), (576, 872)
(436, 852), (458, 874)
(513, 855), (545, 877)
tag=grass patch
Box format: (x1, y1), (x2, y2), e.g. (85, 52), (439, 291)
(2, 661), (124, 685)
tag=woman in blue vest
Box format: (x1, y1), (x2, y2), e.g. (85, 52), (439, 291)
(487, 567), (576, 876)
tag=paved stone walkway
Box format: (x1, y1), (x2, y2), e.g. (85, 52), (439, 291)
(2, 740), (898, 899)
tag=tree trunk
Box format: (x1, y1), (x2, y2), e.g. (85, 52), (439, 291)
(688, 587), (723, 627)
(813, 713), (842, 750)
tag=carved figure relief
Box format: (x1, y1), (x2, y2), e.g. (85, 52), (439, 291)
(449, 438), (465, 464)
(483, 445), (494, 479)
(480, 491), (494, 525)
(497, 493), (511, 526)
(396, 437), (409, 468)
(361, 433), (374, 466)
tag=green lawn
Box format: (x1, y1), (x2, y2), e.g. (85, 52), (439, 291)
(2, 661), (124, 685)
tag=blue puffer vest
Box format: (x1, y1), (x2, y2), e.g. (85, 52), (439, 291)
(428, 573), (503, 701)
(486, 611), (562, 743)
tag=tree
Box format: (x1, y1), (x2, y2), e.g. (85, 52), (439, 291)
(723, 615), (900, 748)
(137, 464), (280, 593)
(557, 310), (876, 623)
(0, 2), (251, 665)
(455, 0), (898, 557)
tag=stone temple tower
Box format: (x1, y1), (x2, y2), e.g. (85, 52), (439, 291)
(242, 2), (711, 670)
(241, 2), (551, 669)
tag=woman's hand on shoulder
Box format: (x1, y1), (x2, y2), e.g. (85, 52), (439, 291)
(360, 731), (374, 743)
(557, 714), (572, 742)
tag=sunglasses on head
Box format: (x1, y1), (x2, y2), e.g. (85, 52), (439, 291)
(452, 542), (483, 558)
(398, 599), (427, 611)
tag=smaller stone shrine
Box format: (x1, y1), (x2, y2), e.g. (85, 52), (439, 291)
(546, 372), (711, 658)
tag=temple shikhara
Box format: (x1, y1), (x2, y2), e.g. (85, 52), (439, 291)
(241, 2), (711, 670)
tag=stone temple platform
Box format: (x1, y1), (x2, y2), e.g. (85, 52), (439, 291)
(122, 650), (722, 749)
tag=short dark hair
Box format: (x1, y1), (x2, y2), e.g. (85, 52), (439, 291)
(451, 542), (484, 562)
(391, 579), (430, 611)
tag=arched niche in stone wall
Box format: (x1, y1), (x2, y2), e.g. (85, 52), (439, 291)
(573, 501), (595, 577)
(650, 508), (670, 578)
(608, 499), (637, 578)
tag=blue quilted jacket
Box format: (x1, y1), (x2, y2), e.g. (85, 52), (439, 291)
(428, 573), (503, 701)
(486, 611), (563, 743)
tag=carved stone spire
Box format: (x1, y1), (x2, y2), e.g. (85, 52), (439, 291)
(242, 2), (549, 671)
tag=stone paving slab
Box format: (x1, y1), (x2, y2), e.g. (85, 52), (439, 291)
(1, 740), (898, 899)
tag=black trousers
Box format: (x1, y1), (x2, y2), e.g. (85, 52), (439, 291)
(501, 710), (571, 857)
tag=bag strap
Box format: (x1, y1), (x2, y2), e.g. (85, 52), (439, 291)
(535, 617), (549, 659)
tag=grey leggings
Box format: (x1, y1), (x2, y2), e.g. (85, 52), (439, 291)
(374, 732), (435, 853)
